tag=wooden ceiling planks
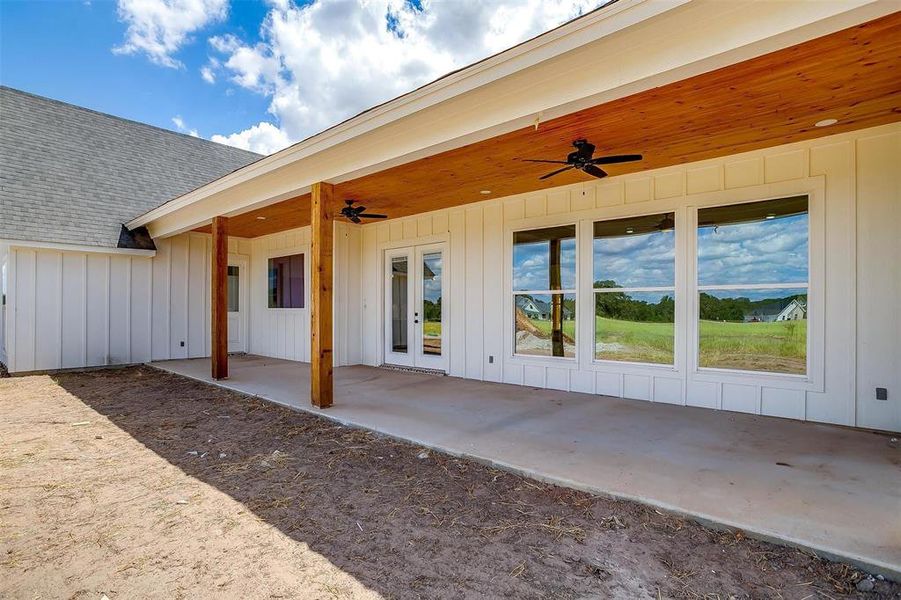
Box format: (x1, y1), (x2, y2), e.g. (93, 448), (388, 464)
(196, 12), (901, 238)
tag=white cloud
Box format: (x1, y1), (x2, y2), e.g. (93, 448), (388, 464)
(200, 60), (218, 83)
(172, 115), (200, 137)
(211, 121), (292, 154)
(208, 0), (604, 154)
(114, 0), (229, 68)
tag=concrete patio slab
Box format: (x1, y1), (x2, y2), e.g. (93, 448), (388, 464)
(152, 355), (901, 577)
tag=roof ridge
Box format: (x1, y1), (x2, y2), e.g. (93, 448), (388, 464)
(0, 85), (264, 159)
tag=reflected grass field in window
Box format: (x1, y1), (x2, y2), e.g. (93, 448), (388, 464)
(699, 319), (806, 374)
(595, 317), (674, 364)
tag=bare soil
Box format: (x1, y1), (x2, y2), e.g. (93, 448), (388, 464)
(1, 366), (897, 599)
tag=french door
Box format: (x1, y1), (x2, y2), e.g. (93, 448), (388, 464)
(384, 243), (447, 371)
(226, 257), (248, 353)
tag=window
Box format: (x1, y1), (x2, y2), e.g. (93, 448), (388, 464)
(227, 266), (240, 312)
(268, 253), (304, 309)
(593, 213), (675, 365)
(513, 225), (576, 358)
(697, 196), (808, 375)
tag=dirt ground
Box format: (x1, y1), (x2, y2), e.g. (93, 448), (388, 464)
(1, 367), (897, 599)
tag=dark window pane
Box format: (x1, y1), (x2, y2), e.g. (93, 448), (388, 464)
(514, 293), (575, 358)
(513, 225), (576, 291)
(390, 257), (408, 353)
(595, 291), (674, 364)
(227, 266), (239, 312)
(268, 253), (305, 308)
(699, 288), (807, 374)
(594, 213), (675, 288)
(698, 197), (808, 286)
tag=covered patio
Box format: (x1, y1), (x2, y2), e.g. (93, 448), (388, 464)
(153, 354), (900, 577)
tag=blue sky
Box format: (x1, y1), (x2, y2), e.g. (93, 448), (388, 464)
(0, 0), (603, 154)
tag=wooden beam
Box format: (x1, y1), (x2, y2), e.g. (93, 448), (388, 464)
(310, 182), (334, 408)
(211, 216), (228, 380)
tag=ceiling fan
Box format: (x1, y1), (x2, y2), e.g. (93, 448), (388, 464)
(340, 200), (387, 224)
(522, 139), (642, 180)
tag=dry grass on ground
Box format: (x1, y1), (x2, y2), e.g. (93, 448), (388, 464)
(0, 366), (897, 599)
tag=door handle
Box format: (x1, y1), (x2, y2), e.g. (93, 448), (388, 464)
(414, 319), (419, 324)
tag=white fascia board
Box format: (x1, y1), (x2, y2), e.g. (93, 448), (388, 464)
(126, 0), (685, 231)
(132, 0), (893, 239)
(5, 239), (156, 257)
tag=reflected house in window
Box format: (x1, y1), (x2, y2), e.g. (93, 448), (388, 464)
(515, 295), (573, 321)
(744, 297), (807, 323)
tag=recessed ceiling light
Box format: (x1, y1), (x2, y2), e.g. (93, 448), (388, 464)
(480, 190), (491, 195)
(765, 213), (776, 220)
(256, 216), (267, 220)
(815, 118), (838, 127)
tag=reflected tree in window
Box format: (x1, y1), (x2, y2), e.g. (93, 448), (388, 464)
(697, 196), (808, 374)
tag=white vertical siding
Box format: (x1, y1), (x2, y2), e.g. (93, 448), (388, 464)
(3, 123), (898, 432)
(4, 232), (227, 372)
(345, 122), (901, 432)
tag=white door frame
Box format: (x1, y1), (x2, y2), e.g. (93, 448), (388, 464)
(227, 254), (249, 353)
(382, 242), (449, 371)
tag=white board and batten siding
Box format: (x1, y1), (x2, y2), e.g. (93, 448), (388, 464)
(2, 234), (249, 373)
(351, 123), (900, 432)
(3, 123), (898, 432)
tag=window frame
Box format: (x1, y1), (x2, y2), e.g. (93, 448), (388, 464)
(686, 184), (825, 393)
(693, 196), (810, 378)
(502, 177), (824, 393)
(509, 221), (579, 363)
(591, 212), (678, 368)
(264, 247), (309, 312)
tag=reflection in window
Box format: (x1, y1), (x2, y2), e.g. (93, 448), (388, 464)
(268, 253), (304, 309)
(697, 197), (808, 375)
(422, 252), (443, 356)
(227, 266), (239, 312)
(390, 257), (408, 353)
(593, 214), (675, 364)
(513, 226), (576, 358)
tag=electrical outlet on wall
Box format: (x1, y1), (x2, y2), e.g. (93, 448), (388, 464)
(876, 387), (888, 401)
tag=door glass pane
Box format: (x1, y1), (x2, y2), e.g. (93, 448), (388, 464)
(422, 252), (442, 356)
(227, 266), (239, 312)
(391, 256), (408, 353)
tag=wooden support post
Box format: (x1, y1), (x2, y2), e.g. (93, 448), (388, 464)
(311, 182), (334, 408)
(549, 237), (564, 358)
(211, 216), (229, 380)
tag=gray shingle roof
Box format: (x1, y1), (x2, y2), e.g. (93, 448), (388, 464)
(0, 86), (263, 248)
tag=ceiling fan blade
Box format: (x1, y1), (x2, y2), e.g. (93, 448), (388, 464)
(591, 154), (643, 165)
(522, 159), (570, 164)
(539, 165), (575, 180)
(581, 164), (608, 179)
(354, 205), (366, 213)
(358, 213), (387, 219)
(350, 215), (361, 224)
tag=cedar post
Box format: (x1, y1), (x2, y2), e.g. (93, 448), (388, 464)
(211, 216), (229, 380)
(310, 182), (334, 408)
(549, 238), (564, 357)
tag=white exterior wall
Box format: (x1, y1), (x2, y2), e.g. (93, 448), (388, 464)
(3, 124), (898, 431)
(348, 123), (900, 431)
(1, 233), (250, 373)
